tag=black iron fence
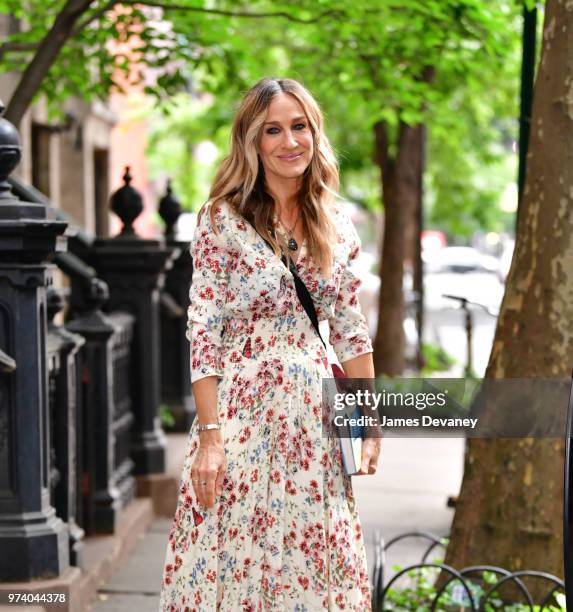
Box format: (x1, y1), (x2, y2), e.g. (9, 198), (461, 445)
(0, 104), (193, 582)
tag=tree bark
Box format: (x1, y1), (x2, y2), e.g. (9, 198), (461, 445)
(373, 120), (424, 376)
(407, 124), (426, 369)
(4, 0), (95, 127)
(444, 0), (573, 582)
(413, 128), (425, 369)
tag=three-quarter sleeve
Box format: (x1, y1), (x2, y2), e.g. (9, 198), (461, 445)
(187, 202), (231, 382)
(328, 214), (374, 364)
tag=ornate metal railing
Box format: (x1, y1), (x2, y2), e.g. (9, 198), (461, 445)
(109, 311), (136, 508)
(0, 102), (177, 580)
(371, 530), (566, 611)
(46, 287), (86, 565)
(8, 177), (140, 537)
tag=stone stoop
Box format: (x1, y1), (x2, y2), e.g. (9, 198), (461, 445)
(136, 433), (188, 518)
(136, 474), (179, 519)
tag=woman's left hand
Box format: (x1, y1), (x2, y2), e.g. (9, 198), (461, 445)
(356, 436), (381, 475)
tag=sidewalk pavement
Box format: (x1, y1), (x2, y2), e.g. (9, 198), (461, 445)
(89, 435), (465, 611)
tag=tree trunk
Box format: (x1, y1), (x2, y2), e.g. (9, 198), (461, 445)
(4, 0), (94, 126)
(373, 120), (424, 376)
(408, 125), (426, 369)
(413, 138), (425, 370)
(444, 0), (572, 582)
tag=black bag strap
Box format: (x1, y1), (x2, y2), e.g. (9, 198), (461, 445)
(258, 231), (328, 352)
(284, 252), (328, 352)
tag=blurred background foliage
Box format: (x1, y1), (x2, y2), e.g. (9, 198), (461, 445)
(0, 0), (533, 239)
(142, 0), (525, 240)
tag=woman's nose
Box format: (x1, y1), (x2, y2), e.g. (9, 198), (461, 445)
(282, 130), (298, 148)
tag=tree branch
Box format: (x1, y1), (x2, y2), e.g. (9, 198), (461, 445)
(74, 0), (345, 35)
(0, 41), (40, 61)
(73, 0), (117, 34)
(4, 0), (96, 126)
(4, 0), (342, 124)
(122, 1), (342, 24)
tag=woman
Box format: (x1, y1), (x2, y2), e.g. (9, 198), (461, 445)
(159, 77), (382, 611)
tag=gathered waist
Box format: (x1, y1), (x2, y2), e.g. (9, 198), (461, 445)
(220, 314), (327, 363)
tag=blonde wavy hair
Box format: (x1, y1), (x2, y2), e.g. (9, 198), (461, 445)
(205, 77), (340, 278)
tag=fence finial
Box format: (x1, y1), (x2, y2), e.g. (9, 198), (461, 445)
(158, 178), (182, 240)
(110, 165), (143, 236)
(0, 99), (22, 202)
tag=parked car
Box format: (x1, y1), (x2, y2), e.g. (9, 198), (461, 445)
(424, 247), (505, 311)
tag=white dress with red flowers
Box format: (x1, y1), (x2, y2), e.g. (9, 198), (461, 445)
(159, 199), (374, 611)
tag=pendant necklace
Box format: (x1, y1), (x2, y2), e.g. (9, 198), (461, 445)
(278, 208), (301, 252)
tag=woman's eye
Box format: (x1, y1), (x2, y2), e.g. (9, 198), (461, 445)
(266, 123), (306, 135)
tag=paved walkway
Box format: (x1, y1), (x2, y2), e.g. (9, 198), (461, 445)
(89, 434), (464, 610)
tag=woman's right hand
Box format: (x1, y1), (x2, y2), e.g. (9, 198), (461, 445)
(191, 431), (227, 509)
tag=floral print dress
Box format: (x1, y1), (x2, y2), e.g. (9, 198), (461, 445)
(159, 199), (374, 611)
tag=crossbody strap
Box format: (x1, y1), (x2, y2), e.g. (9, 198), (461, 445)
(284, 252), (328, 352)
(280, 246), (347, 380)
(257, 231), (328, 352)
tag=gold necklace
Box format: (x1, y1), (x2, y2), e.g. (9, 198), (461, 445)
(277, 209), (301, 251)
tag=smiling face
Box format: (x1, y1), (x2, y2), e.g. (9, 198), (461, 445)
(258, 92), (314, 184)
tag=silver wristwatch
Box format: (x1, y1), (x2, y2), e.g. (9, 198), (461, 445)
(197, 422), (220, 432)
